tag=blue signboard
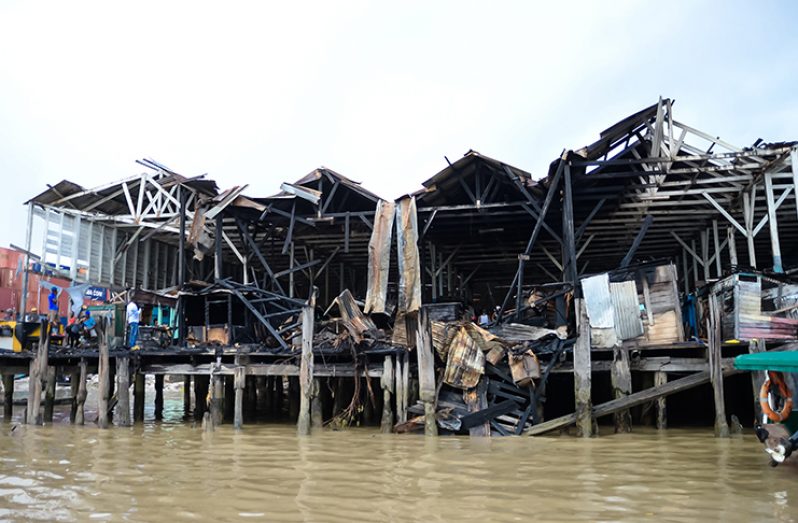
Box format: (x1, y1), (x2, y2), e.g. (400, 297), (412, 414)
(84, 286), (107, 301)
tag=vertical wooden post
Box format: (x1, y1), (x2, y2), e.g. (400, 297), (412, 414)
(210, 374), (224, 426)
(380, 356), (394, 433)
(154, 374), (165, 421)
(727, 226), (738, 268)
(43, 365), (56, 423)
(310, 378), (323, 429)
(273, 376), (284, 418)
(134, 371), (145, 423)
(75, 358), (87, 425)
(712, 219), (722, 277)
(194, 375), (209, 421)
(183, 375), (192, 416)
(97, 318), (110, 429)
(708, 292), (730, 437)
(256, 376), (269, 416)
(214, 216), (223, 281)
(574, 299), (593, 437)
(395, 353), (407, 424)
(743, 189), (757, 268)
(27, 324), (49, 425)
(234, 365), (245, 430)
(69, 367), (79, 423)
(298, 291), (316, 436)
(764, 171), (783, 273)
(288, 376), (300, 421)
(224, 375), (234, 422)
(116, 357), (131, 426)
(749, 339), (766, 425)
(2, 374), (14, 421)
(414, 308), (437, 436)
(610, 345), (632, 433)
(178, 187), (187, 345)
(654, 371), (667, 429)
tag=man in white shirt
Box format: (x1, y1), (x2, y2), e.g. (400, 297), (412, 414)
(126, 293), (141, 348)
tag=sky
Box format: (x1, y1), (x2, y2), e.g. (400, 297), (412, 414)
(1, 0), (797, 251)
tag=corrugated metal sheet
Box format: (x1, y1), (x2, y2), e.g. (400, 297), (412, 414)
(582, 273), (614, 328)
(363, 199), (395, 314)
(610, 280), (644, 340)
(395, 196), (422, 313)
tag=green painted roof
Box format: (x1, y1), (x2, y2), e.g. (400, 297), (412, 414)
(734, 352), (798, 372)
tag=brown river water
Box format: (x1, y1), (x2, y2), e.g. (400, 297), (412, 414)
(2, 389), (798, 522)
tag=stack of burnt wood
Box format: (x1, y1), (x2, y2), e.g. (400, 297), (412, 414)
(399, 318), (572, 436)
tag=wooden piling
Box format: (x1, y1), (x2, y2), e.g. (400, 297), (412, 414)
(183, 375), (192, 416)
(97, 318), (111, 429)
(224, 375), (234, 422)
(256, 376), (269, 416)
(116, 357), (131, 426)
(75, 358), (87, 425)
(288, 376), (300, 421)
(27, 326), (48, 425)
(43, 365), (56, 423)
(154, 374), (165, 421)
(395, 353), (407, 424)
(69, 367), (79, 423)
(414, 309), (437, 436)
(574, 299), (593, 437)
(2, 374), (14, 421)
(210, 374), (223, 426)
(311, 378), (323, 429)
(708, 292), (730, 437)
(234, 365), (245, 430)
(194, 375), (209, 421)
(380, 356), (394, 433)
(298, 292), (315, 436)
(134, 372), (145, 423)
(610, 345), (632, 433)
(654, 371), (667, 429)
(274, 376), (284, 418)
(748, 339), (766, 425)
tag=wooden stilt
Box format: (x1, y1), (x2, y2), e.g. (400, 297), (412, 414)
(97, 319), (110, 429)
(210, 374), (224, 426)
(224, 375), (234, 422)
(3, 374), (14, 421)
(245, 376), (257, 420)
(310, 378), (323, 429)
(395, 353), (407, 424)
(274, 376), (284, 418)
(708, 292), (730, 437)
(256, 376), (269, 417)
(183, 375), (192, 416)
(194, 375), (209, 421)
(154, 374), (164, 421)
(380, 356), (394, 433)
(43, 366), (56, 423)
(362, 378), (375, 426)
(234, 365), (245, 430)
(298, 293), (316, 436)
(27, 326), (49, 425)
(75, 358), (87, 425)
(655, 371), (667, 429)
(116, 357), (131, 426)
(574, 299), (593, 437)
(415, 309), (438, 436)
(610, 346), (632, 433)
(134, 372), (145, 423)
(69, 368), (79, 423)
(749, 339), (766, 425)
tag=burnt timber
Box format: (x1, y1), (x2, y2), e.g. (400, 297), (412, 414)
(2, 98), (798, 438)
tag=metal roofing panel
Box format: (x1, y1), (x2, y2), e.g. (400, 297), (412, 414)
(610, 280), (644, 340)
(581, 273), (614, 328)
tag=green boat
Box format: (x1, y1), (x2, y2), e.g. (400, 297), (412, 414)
(734, 351), (798, 466)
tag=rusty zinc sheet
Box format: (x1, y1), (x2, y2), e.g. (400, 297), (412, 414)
(334, 289), (377, 343)
(364, 199), (395, 314)
(395, 196), (422, 313)
(443, 326), (485, 390)
(609, 280), (644, 340)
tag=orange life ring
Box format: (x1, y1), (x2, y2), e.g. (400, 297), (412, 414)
(760, 371), (793, 422)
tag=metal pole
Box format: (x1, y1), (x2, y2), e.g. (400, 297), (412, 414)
(19, 203), (34, 320)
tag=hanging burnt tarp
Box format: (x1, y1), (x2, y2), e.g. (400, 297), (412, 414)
(395, 196), (422, 314)
(334, 289), (377, 343)
(364, 199), (396, 314)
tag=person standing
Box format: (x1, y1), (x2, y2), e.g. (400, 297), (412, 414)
(126, 293), (141, 348)
(48, 287), (59, 323)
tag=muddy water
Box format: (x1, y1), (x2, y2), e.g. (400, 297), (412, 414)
(1, 394), (798, 522)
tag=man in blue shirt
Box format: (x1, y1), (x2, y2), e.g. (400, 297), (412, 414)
(48, 287), (58, 322)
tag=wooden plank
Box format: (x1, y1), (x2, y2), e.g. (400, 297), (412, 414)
(297, 292), (315, 436)
(415, 308), (437, 436)
(460, 400), (520, 430)
(574, 299), (592, 437)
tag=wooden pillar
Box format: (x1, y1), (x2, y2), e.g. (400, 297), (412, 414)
(274, 376), (284, 418)
(298, 292), (316, 436)
(27, 325), (49, 425)
(256, 376), (269, 416)
(764, 171), (783, 273)
(154, 374), (165, 421)
(743, 189), (757, 268)
(395, 353), (407, 424)
(654, 371), (667, 430)
(749, 339), (766, 425)
(178, 188), (188, 345)
(380, 356), (394, 433)
(97, 321), (110, 429)
(69, 367), (79, 423)
(116, 357), (131, 426)
(2, 374), (14, 421)
(310, 378), (323, 429)
(183, 376), (192, 416)
(415, 309), (437, 436)
(245, 376), (258, 420)
(210, 374), (224, 426)
(75, 359), (87, 425)
(708, 292), (730, 437)
(194, 375), (209, 421)
(224, 375), (234, 422)
(234, 365), (245, 430)
(574, 299), (593, 437)
(727, 226), (738, 268)
(134, 372), (145, 423)
(712, 219), (722, 277)
(43, 365), (56, 423)
(214, 216), (223, 281)
(610, 345), (632, 433)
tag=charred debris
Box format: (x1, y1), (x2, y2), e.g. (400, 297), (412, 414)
(5, 98), (798, 437)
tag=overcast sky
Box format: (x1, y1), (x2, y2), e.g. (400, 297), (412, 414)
(1, 1), (796, 250)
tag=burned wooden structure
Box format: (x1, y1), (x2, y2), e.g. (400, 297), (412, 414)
(2, 98), (798, 439)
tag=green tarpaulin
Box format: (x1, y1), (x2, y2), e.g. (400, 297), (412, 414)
(734, 352), (798, 373)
